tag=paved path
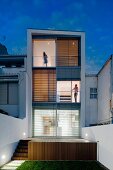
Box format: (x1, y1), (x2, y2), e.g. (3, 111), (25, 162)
(0, 160), (25, 170)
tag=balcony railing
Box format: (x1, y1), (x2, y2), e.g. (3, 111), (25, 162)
(32, 56), (79, 67)
(33, 90), (80, 103)
(57, 91), (80, 103)
(57, 56), (78, 66)
(33, 56), (56, 67)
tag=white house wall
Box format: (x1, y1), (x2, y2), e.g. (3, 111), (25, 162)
(85, 76), (98, 126)
(98, 60), (111, 123)
(27, 29), (85, 137)
(0, 67), (27, 118)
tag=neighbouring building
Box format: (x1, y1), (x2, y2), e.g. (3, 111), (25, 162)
(85, 55), (113, 126)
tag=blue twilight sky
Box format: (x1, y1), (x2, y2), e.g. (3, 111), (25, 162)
(0, 0), (113, 73)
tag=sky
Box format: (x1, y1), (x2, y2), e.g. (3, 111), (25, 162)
(0, 0), (113, 73)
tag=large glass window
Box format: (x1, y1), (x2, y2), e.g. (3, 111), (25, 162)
(33, 110), (56, 137)
(57, 81), (80, 103)
(33, 40), (56, 67)
(57, 110), (79, 136)
(33, 109), (80, 137)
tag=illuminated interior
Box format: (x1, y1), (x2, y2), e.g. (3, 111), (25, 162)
(33, 40), (56, 67)
(57, 81), (80, 103)
(33, 109), (79, 137)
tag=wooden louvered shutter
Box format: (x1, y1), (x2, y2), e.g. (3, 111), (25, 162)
(56, 39), (79, 66)
(57, 40), (69, 66)
(68, 40), (78, 66)
(33, 70), (56, 102)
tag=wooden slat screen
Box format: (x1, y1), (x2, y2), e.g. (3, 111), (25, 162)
(57, 40), (79, 66)
(33, 69), (56, 102)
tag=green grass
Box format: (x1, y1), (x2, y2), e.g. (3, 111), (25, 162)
(16, 161), (107, 170)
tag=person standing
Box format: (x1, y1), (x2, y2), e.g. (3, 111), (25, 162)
(43, 52), (48, 67)
(72, 84), (78, 102)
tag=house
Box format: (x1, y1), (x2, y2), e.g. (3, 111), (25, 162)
(27, 29), (85, 137)
(0, 29), (113, 169)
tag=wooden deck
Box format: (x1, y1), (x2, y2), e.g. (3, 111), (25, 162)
(28, 138), (97, 160)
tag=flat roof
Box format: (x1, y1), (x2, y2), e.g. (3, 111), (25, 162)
(27, 28), (85, 33)
(0, 55), (26, 67)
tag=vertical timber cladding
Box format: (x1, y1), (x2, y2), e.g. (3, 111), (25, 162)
(28, 141), (97, 160)
(56, 39), (79, 66)
(33, 69), (56, 102)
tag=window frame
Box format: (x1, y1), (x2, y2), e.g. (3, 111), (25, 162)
(90, 88), (97, 99)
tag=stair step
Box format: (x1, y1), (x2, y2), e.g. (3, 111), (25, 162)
(12, 157), (28, 160)
(12, 139), (30, 160)
(16, 148), (28, 153)
(13, 153), (28, 157)
(18, 145), (28, 149)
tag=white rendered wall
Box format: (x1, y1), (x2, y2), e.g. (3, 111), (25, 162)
(0, 67), (26, 118)
(98, 60), (111, 123)
(82, 125), (113, 170)
(0, 114), (28, 166)
(18, 71), (27, 119)
(85, 76), (98, 126)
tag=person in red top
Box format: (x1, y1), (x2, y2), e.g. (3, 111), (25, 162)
(72, 84), (78, 102)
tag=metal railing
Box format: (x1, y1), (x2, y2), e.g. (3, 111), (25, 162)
(57, 90), (80, 103)
(33, 56), (79, 67)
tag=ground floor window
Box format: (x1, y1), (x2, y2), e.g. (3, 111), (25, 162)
(33, 109), (80, 137)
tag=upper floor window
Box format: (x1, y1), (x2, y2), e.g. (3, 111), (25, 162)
(32, 38), (80, 67)
(90, 88), (97, 99)
(56, 39), (80, 67)
(33, 40), (56, 67)
(57, 81), (80, 103)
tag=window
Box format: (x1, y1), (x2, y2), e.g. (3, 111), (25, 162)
(33, 109), (80, 137)
(32, 40), (56, 67)
(56, 39), (80, 66)
(33, 69), (56, 102)
(90, 88), (97, 99)
(0, 82), (18, 105)
(57, 81), (80, 103)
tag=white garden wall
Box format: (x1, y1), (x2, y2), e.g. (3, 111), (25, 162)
(82, 124), (113, 170)
(0, 114), (28, 166)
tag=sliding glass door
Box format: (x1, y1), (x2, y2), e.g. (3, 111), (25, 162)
(33, 109), (80, 137)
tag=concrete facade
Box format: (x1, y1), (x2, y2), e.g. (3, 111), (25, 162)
(27, 29), (85, 137)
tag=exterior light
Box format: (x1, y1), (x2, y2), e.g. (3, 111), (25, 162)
(23, 132), (26, 136)
(85, 133), (88, 137)
(1, 155), (6, 160)
(47, 42), (50, 45)
(73, 42), (75, 45)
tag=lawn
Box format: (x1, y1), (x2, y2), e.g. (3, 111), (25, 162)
(16, 161), (107, 170)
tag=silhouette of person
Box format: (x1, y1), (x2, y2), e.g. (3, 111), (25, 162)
(43, 52), (48, 67)
(72, 84), (78, 102)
